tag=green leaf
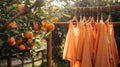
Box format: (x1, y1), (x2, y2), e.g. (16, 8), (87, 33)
(62, 13), (71, 18)
(12, 4), (17, 7)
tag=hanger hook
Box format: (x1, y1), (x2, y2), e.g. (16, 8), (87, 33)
(108, 3), (111, 16)
(100, 7), (103, 20)
(97, 6), (99, 22)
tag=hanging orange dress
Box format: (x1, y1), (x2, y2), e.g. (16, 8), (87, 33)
(93, 22), (102, 64)
(63, 21), (81, 67)
(80, 23), (93, 67)
(110, 23), (119, 64)
(106, 22), (119, 67)
(76, 22), (86, 61)
(94, 21), (111, 67)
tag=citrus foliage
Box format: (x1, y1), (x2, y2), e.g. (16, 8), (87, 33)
(0, 0), (61, 59)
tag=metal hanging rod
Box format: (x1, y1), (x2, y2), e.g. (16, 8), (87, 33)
(54, 22), (120, 27)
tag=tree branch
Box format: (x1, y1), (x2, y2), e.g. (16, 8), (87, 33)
(0, 0), (39, 32)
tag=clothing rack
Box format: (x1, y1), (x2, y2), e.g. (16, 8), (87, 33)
(47, 5), (120, 67)
(47, 22), (120, 67)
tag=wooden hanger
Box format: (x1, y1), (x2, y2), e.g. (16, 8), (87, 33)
(80, 16), (82, 22)
(82, 16), (87, 23)
(71, 16), (79, 23)
(96, 15), (99, 23)
(87, 16), (95, 23)
(90, 17), (95, 23)
(87, 16), (92, 22)
(105, 15), (112, 23)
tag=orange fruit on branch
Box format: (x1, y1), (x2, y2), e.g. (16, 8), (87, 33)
(24, 32), (33, 39)
(18, 4), (25, 12)
(19, 44), (26, 51)
(40, 26), (45, 31)
(8, 21), (17, 28)
(8, 37), (16, 46)
(33, 23), (39, 31)
(45, 23), (55, 32)
(41, 20), (47, 26)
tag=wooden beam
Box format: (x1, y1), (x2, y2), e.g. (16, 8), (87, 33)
(47, 33), (52, 67)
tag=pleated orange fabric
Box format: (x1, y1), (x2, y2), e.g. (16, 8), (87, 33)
(89, 23), (95, 59)
(81, 23), (93, 67)
(63, 18), (119, 67)
(109, 23), (119, 64)
(105, 22), (119, 67)
(93, 22), (102, 64)
(94, 21), (111, 67)
(63, 21), (81, 67)
(63, 21), (77, 61)
(76, 22), (86, 61)
(72, 22), (81, 67)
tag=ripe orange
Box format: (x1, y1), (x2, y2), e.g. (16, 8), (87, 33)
(45, 23), (55, 32)
(33, 23), (39, 31)
(8, 21), (17, 28)
(40, 26), (45, 31)
(41, 20), (47, 26)
(19, 44), (26, 51)
(18, 4), (25, 12)
(24, 32), (33, 39)
(8, 37), (16, 46)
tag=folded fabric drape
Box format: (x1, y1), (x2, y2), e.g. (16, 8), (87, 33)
(63, 17), (119, 67)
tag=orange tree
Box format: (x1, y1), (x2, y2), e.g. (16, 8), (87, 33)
(0, 0), (62, 59)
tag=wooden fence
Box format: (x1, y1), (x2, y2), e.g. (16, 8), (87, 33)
(0, 49), (46, 67)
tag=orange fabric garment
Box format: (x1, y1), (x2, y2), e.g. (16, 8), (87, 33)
(109, 23), (119, 64)
(89, 23), (95, 59)
(76, 22), (86, 61)
(70, 60), (81, 67)
(81, 23), (93, 67)
(94, 21), (111, 67)
(106, 22), (119, 67)
(93, 22), (102, 64)
(63, 19), (119, 67)
(63, 21), (81, 67)
(63, 21), (77, 61)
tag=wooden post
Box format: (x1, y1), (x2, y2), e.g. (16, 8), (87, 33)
(7, 55), (12, 67)
(32, 58), (34, 67)
(47, 33), (52, 67)
(42, 51), (44, 63)
(21, 59), (24, 67)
